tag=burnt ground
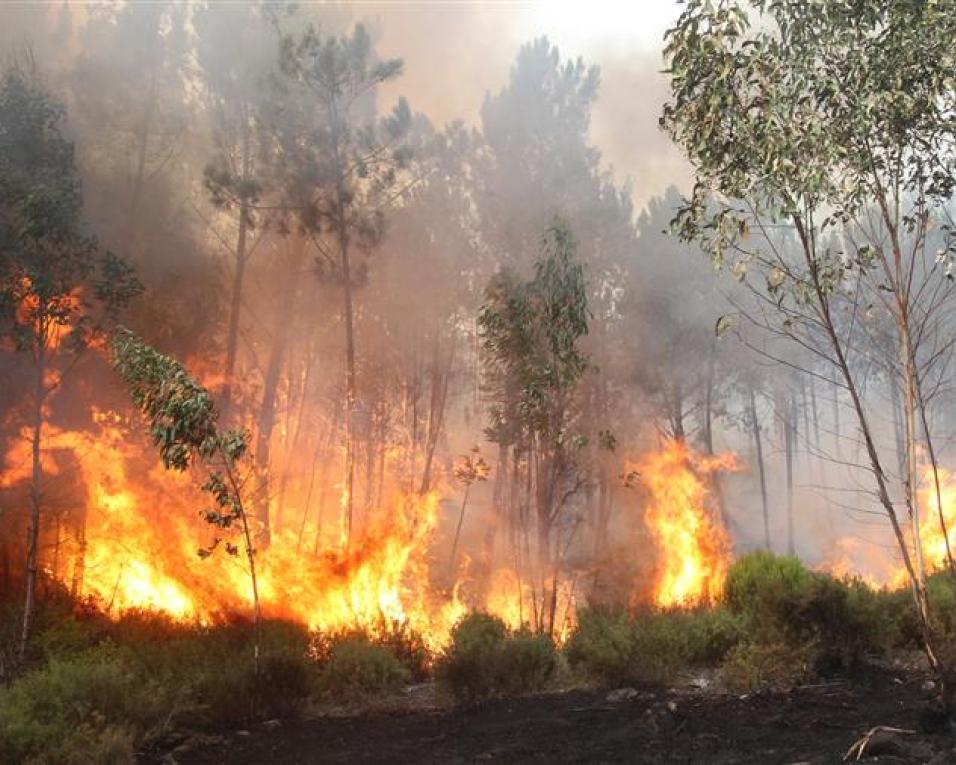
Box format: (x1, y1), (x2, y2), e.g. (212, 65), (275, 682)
(152, 670), (956, 765)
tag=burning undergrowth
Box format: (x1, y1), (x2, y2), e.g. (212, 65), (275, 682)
(0, 387), (742, 649)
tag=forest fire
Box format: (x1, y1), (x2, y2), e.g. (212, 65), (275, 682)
(918, 465), (956, 574)
(0, 407), (478, 649)
(0, 398), (736, 647)
(634, 439), (737, 608)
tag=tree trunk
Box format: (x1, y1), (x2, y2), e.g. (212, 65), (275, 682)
(254, 235), (306, 548)
(337, 206), (357, 549)
(419, 336), (454, 495)
(784, 393), (795, 556)
(749, 387), (771, 550)
(222, 113), (252, 420)
(20, 342), (45, 659)
(449, 484), (471, 575)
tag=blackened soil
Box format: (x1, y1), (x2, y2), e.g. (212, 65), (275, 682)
(157, 672), (956, 764)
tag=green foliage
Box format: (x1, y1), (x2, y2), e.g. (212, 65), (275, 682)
(313, 633), (410, 701)
(480, 220), (590, 450)
(436, 613), (556, 703)
(720, 641), (813, 694)
(565, 606), (744, 686)
(0, 645), (171, 764)
(0, 62), (141, 354)
(110, 328), (252, 562)
(273, 22), (412, 258)
(724, 551), (814, 639)
(724, 552), (897, 672)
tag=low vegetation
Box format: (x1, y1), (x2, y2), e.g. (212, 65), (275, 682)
(1, 552), (949, 761)
(436, 613), (557, 702)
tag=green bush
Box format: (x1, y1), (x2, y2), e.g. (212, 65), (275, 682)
(0, 644), (174, 764)
(724, 551), (814, 641)
(314, 633), (410, 700)
(565, 606), (651, 684)
(720, 641), (813, 693)
(723, 552), (900, 674)
(437, 613), (556, 702)
(679, 608), (746, 665)
(565, 606), (744, 686)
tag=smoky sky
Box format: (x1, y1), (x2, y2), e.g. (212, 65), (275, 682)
(350, 1), (690, 210)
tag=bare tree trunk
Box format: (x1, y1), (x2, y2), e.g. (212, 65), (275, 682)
(221, 113), (251, 419)
(70, 502), (87, 599)
(254, 236), (306, 548)
(901, 329), (927, 591)
(792, 215), (939, 675)
(449, 484), (471, 575)
(419, 336), (454, 495)
(749, 387), (771, 550)
(338, 211), (357, 549)
(784, 393), (795, 556)
(477, 443), (508, 598)
(20, 341), (46, 660)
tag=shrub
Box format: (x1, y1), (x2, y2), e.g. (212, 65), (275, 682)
(437, 613), (556, 702)
(495, 628), (556, 695)
(724, 552), (899, 673)
(724, 551), (814, 641)
(314, 633), (410, 700)
(680, 608), (746, 665)
(0, 644), (174, 764)
(565, 606), (743, 686)
(368, 620), (431, 681)
(566, 606), (655, 685)
(719, 641), (812, 693)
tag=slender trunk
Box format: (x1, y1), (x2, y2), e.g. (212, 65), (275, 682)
(70, 502), (87, 599)
(449, 484), (471, 575)
(419, 337), (453, 495)
(792, 214), (939, 674)
(749, 387), (771, 550)
(20, 341), (46, 660)
(255, 236), (306, 548)
(221, 114), (252, 420)
(785, 394), (795, 556)
(223, 456), (261, 702)
(831, 374), (841, 458)
(338, 212), (356, 549)
(808, 374), (821, 451)
(901, 327), (927, 590)
(127, 64), (158, 240)
(478, 443), (508, 598)
(891, 377), (907, 478)
(703, 339), (716, 454)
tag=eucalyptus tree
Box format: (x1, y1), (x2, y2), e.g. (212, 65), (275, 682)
(476, 37), (637, 575)
(270, 23), (413, 547)
(110, 329), (261, 682)
(0, 64), (142, 658)
(480, 221), (591, 635)
(662, 0), (956, 682)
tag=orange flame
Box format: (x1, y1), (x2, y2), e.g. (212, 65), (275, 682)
(634, 439), (736, 607)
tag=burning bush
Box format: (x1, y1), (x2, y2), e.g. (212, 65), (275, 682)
(436, 613), (556, 703)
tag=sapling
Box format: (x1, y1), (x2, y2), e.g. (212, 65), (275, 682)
(110, 328), (263, 685)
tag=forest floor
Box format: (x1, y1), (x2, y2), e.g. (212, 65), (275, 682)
(150, 666), (956, 765)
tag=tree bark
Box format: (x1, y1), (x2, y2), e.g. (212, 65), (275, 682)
(749, 387), (771, 550)
(254, 235), (306, 548)
(20, 339), (46, 659)
(222, 112), (252, 420)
